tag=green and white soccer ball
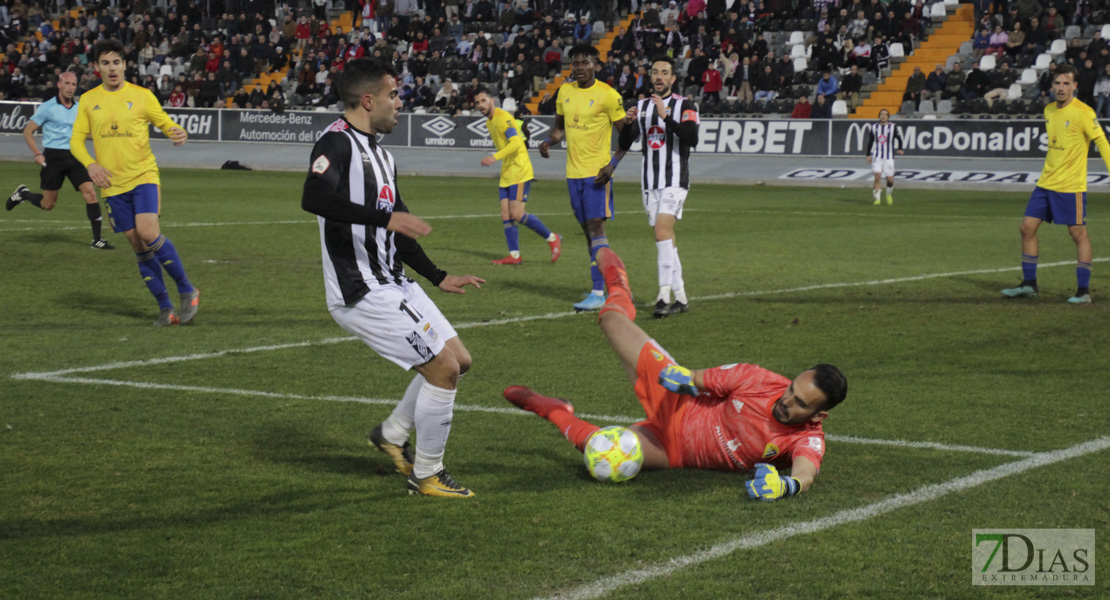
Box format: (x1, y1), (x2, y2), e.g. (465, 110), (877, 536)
(583, 426), (644, 482)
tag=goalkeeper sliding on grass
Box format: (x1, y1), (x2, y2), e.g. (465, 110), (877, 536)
(504, 247), (847, 500)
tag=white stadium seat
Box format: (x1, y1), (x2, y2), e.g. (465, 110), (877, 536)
(889, 43), (905, 58)
(794, 57), (808, 71)
(930, 2), (947, 18)
(980, 54), (996, 71)
(790, 44), (806, 59)
(1047, 38), (1067, 57)
(832, 100), (848, 116)
(789, 31), (805, 45)
(1102, 24), (1110, 40)
(1019, 68), (1037, 85)
(1007, 83), (1023, 98)
(1033, 53), (1052, 71)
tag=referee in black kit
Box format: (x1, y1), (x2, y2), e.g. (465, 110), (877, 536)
(301, 58), (485, 498)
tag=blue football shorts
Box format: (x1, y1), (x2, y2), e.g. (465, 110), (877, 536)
(1025, 186), (1086, 226)
(566, 176), (614, 223)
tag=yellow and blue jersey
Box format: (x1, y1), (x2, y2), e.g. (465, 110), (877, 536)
(1039, 99), (1110, 193)
(555, 81), (626, 179)
(488, 107), (533, 187)
(70, 82), (181, 197)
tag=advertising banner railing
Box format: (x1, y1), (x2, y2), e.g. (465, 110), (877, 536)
(0, 101), (1095, 159)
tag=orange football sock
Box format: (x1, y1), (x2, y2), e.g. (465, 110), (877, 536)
(546, 409), (601, 452)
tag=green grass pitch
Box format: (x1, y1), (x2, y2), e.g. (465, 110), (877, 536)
(1, 161), (1107, 599)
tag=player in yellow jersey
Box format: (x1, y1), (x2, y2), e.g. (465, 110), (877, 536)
(475, 89), (562, 265)
(538, 45), (627, 311)
(70, 39), (200, 326)
(1002, 64), (1110, 304)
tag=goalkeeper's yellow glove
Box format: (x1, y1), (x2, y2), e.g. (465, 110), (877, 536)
(745, 463), (801, 501)
(659, 364), (698, 396)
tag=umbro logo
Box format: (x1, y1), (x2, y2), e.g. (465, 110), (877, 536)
(466, 119), (489, 137)
(421, 115), (456, 137)
(526, 119), (551, 138)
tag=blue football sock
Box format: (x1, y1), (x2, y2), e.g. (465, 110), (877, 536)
(1078, 261), (1092, 289)
(519, 213), (552, 239)
(149, 234), (194, 294)
(136, 250), (173, 309)
(1021, 254), (1038, 283)
(589, 236), (609, 292)
(502, 220), (520, 253)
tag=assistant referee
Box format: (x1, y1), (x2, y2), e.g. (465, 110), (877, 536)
(7, 70), (113, 249)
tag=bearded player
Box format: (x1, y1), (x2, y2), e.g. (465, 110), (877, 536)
(504, 247), (847, 500)
(476, 89), (562, 265)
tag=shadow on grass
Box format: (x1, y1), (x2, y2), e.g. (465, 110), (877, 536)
(57, 291), (151, 320)
(252, 423), (385, 478)
(17, 232), (85, 246)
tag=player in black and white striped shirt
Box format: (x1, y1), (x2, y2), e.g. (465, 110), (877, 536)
(301, 59), (485, 498)
(865, 109), (905, 206)
(614, 55), (700, 318)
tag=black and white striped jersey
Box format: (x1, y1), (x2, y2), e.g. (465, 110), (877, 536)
(626, 94), (700, 190)
(865, 122), (904, 160)
(302, 118), (445, 310)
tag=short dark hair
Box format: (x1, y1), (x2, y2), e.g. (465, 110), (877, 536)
(650, 54), (675, 70)
(568, 44), (599, 62)
(1054, 64), (1079, 83)
(474, 86), (493, 98)
(809, 364), (847, 410)
(92, 38), (126, 62)
(339, 58), (397, 106)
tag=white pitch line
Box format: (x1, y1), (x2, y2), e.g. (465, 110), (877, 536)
(538, 436), (1110, 600)
(18, 374), (1029, 457)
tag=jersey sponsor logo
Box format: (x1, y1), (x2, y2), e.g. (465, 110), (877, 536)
(805, 437), (824, 455)
(377, 185), (396, 210)
(762, 443), (780, 459)
(681, 109), (698, 123)
(326, 119), (349, 132)
(311, 155), (330, 174)
(647, 125), (666, 149)
(732, 400), (744, 413)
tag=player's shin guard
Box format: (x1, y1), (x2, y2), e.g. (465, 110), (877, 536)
(86, 203), (103, 240)
(136, 250), (173, 309)
(1022, 254), (1039, 283)
(671, 245), (686, 302)
(546, 409), (600, 453)
(149, 234), (194, 294)
(412, 381), (456, 479)
(655, 240), (673, 298)
(589, 236), (609, 291)
(502, 220), (520, 254)
(383, 373), (426, 445)
(519, 213), (552, 239)
(1078, 261), (1092, 289)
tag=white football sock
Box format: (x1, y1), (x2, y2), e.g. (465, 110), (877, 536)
(886, 183), (894, 196)
(381, 373), (424, 445)
(413, 381), (457, 479)
(671, 244), (685, 301)
(656, 239), (673, 297)
(873, 189), (881, 200)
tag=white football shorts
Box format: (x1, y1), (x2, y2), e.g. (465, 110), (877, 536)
(642, 187), (688, 226)
(871, 157), (895, 178)
(330, 279), (457, 370)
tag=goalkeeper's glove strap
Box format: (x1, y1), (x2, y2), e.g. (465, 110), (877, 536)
(783, 475), (801, 497)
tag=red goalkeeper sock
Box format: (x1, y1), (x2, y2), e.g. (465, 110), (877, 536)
(546, 409), (600, 452)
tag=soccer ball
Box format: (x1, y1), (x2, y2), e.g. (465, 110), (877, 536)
(583, 426), (643, 482)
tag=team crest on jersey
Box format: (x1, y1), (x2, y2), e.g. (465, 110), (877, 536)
(650, 349), (664, 362)
(647, 125), (666, 149)
(762, 443), (779, 459)
(878, 134), (888, 143)
(422, 322), (439, 342)
(311, 155), (330, 174)
(377, 185), (396, 211)
(326, 119), (349, 132)
(805, 437), (824, 454)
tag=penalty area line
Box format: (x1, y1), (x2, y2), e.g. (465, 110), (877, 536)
(536, 436), (1110, 600)
(18, 374), (1035, 458)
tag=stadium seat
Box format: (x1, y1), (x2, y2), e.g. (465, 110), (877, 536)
(1019, 68), (1037, 85)
(991, 100), (1008, 115)
(791, 44), (806, 59)
(1027, 100), (1046, 115)
(1008, 100), (1027, 115)
(794, 57), (808, 72)
(1047, 39), (1067, 58)
(952, 99), (968, 114)
(980, 54), (996, 71)
(1016, 54), (1034, 69)
(1007, 83), (1023, 99)
(832, 99), (848, 116)
(1033, 53), (1052, 71)
(899, 100), (915, 115)
(959, 41), (973, 56)
(970, 98), (989, 114)
(789, 31), (805, 45)
(929, 2), (947, 18)
(863, 72), (877, 86)
(936, 99), (953, 114)
(730, 101), (747, 115)
(1102, 24), (1110, 40)
(1065, 25), (1081, 39)
(946, 55), (960, 70)
(889, 43), (905, 58)
(944, 0), (958, 6)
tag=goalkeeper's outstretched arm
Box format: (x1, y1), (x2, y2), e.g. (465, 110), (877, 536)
(791, 456), (818, 492)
